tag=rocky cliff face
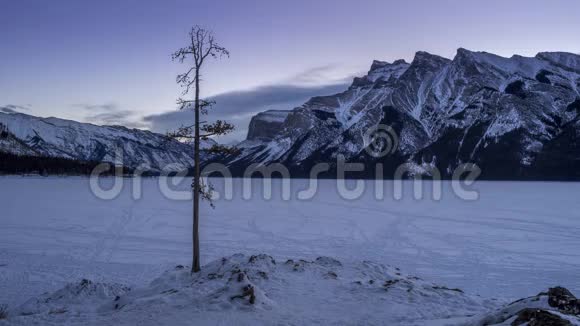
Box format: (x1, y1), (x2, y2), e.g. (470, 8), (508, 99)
(246, 110), (291, 141)
(228, 49), (580, 180)
(0, 112), (208, 171)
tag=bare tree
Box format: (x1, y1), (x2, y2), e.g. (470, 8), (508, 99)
(170, 26), (235, 273)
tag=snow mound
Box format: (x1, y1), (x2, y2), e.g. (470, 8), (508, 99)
(100, 253), (277, 313)
(1, 253), (521, 324)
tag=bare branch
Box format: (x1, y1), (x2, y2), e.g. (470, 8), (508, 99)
(172, 26), (230, 97)
(171, 47), (194, 63)
(200, 99), (215, 114)
(176, 98), (195, 111)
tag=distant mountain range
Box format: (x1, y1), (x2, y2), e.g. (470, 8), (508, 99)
(225, 49), (580, 180)
(2, 49), (580, 179)
(0, 112), (209, 172)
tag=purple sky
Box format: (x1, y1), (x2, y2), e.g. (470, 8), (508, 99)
(2, 0), (580, 141)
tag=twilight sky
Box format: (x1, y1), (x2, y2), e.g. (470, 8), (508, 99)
(1, 0), (580, 142)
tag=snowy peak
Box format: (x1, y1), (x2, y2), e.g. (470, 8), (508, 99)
(396, 52), (451, 83)
(369, 60), (390, 71)
(357, 59), (410, 85)
(399, 51), (450, 84)
(368, 59), (409, 73)
(411, 51), (451, 66)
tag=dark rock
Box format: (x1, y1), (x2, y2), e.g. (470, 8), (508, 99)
(548, 287), (580, 315)
(257, 271), (268, 279)
(512, 308), (571, 326)
(567, 99), (580, 113)
(504, 80), (527, 99)
(383, 279), (400, 289)
(230, 284), (256, 305)
(79, 279), (92, 287)
(248, 254), (276, 265)
(207, 273), (221, 280)
(0, 304), (7, 320)
(535, 70), (554, 84)
(289, 259), (311, 272)
(432, 286), (464, 293)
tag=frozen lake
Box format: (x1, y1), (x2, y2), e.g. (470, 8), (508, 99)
(1, 176), (580, 306)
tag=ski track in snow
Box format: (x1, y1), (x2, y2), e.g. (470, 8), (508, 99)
(1, 177), (580, 310)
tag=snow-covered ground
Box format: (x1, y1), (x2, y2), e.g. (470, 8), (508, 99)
(1, 177), (580, 324)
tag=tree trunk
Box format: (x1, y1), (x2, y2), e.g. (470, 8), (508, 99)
(192, 69), (201, 273)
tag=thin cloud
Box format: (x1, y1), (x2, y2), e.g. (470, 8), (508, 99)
(72, 103), (119, 111)
(74, 102), (146, 128)
(288, 64), (360, 85)
(86, 110), (134, 124)
(290, 64), (340, 84)
(143, 81), (350, 142)
(0, 104), (30, 113)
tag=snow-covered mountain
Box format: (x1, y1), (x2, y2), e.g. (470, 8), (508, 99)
(227, 49), (580, 180)
(0, 112), (204, 171)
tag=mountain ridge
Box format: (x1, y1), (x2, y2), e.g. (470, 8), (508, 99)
(0, 111), (210, 172)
